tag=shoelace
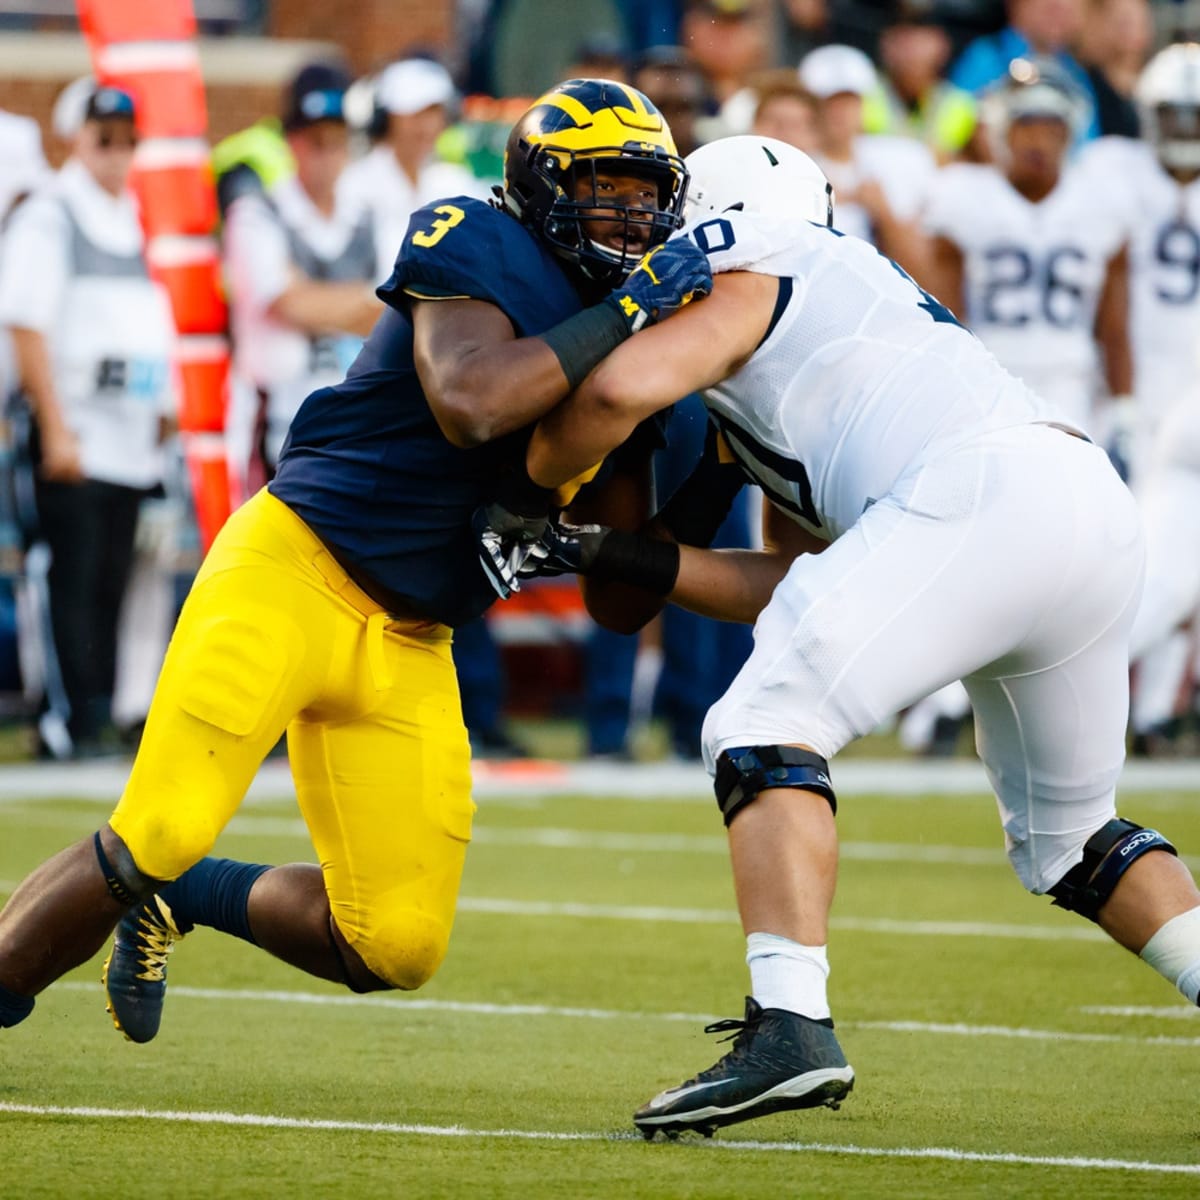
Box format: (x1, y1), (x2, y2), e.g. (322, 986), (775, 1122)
(133, 908), (179, 983)
(704, 1012), (762, 1045)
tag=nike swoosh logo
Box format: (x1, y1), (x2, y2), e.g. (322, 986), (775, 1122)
(647, 1078), (737, 1110)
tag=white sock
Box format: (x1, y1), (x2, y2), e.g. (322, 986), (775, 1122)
(1139, 906), (1200, 1005)
(745, 931), (830, 1020)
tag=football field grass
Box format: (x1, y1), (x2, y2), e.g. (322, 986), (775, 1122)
(3, 772), (1200, 1198)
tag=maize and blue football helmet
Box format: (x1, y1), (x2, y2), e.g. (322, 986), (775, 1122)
(501, 78), (689, 287)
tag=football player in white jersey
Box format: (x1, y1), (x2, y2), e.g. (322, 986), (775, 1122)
(926, 59), (1132, 435)
(1085, 42), (1200, 474)
(476, 136), (1200, 1139)
(1087, 43), (1200, 746)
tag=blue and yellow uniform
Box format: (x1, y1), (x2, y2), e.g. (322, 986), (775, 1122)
(109, 197), (591, 990)
(272, 196), (584, 628)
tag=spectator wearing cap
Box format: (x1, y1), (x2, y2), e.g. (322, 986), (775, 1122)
(0, 78), (177, 758)
(800, 44), (936, 278)
(948, 0), (1100, 138)
(680, 0), (771, 103)
(338, 57), (486, 282)
(223, 63), (382, 497)
(863, 3), (978, 161)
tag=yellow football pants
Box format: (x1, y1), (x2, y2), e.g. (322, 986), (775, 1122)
(109, 489), (474, 989)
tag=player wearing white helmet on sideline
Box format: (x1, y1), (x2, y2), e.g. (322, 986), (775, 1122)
(925, 58), (1131, 437)
(1083, 42), (1200, 479)
(474, 134), (1200, 1138)
(912, 57), (1133, 756)
(1085, 43), (1200, 748)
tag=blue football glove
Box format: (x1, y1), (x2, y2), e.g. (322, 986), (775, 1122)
(608, 238), (713, 333)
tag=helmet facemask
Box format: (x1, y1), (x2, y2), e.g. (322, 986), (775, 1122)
(548, 148), (687, 285)
(502, 78), (691, 290)
(1148, 102), (1200, 173)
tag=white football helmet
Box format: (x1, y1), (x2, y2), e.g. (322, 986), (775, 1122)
(1136, 42), (1200, 173)
(684, 135), (833, 228)
(979, 57), (1091, 151)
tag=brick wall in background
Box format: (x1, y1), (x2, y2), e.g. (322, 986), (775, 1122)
(0, 77), (286, 166)
(0, 0), (457, 160)
(0, 32), (347, 166)
(270, 0), (454, 73)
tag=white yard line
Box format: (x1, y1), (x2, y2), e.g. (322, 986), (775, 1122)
(0, 806), (1014, 866)
(8, 806), (1200, 873)
(0, 1101), (1196, 1175)
(55, 982), (1199, 1046)
(0, 878), (1099, 940)
(1080, 1005), (1200, 1020)
(452, 896), (1105, 941)
(5, 757), (1200, 802)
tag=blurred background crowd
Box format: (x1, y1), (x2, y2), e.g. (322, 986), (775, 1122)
(0, 0), (1198, 765)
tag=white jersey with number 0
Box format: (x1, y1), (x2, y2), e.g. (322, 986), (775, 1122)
(685, 209), (1053, 541)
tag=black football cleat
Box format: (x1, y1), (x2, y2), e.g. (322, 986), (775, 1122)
(102, 894), (185, 1043)
(634, 997), (854, 1139)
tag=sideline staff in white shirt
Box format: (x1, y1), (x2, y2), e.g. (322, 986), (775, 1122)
(224, 62), (381, 492)
(338, 57), (487, 282)
(0, 79), (177, 756)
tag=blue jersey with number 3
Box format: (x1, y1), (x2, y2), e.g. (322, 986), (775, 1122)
(270, 198), (584, 627)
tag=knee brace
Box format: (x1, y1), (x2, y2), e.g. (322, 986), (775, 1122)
(1048, 818), (1178, 923)
(93, 829), (163, 906)
(714, 745), (837, 828)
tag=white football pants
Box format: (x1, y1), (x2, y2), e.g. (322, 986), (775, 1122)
(703, 423), (1144, 895)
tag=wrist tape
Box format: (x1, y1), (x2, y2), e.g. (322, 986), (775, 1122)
(589, 530), (680, 595)
(538, 298), (632, 391)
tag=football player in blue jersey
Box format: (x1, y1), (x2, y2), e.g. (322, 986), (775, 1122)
(0, 79), (712, 1044)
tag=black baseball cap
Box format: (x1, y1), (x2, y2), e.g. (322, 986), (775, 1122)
(85, 85), (136, 122)
(283, 62), (352, 130)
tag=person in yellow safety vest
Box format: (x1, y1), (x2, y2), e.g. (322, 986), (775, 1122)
(211, 115), (296, 218)
(862, 4), (977, 162)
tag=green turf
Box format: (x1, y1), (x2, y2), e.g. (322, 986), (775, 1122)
(2, 785), (1200, 1198)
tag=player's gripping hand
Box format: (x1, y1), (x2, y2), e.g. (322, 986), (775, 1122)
(472, 504), (550, 599)
(608, 238), (713, 333)
(472, 464), (557, 599)
(518, 520), (610, 580)
(519, 519), (680, 597)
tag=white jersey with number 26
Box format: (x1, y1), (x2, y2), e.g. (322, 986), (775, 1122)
(682, 210), (1055, 541)
(923, 162), (1125, 431)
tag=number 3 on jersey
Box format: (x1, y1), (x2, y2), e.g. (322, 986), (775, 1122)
(412, 204), (465, 248)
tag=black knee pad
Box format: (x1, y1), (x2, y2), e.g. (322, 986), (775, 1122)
(93, 829), (162, 906)
(1048, 818), (1178, 923)
(714, 745), (837, 828)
